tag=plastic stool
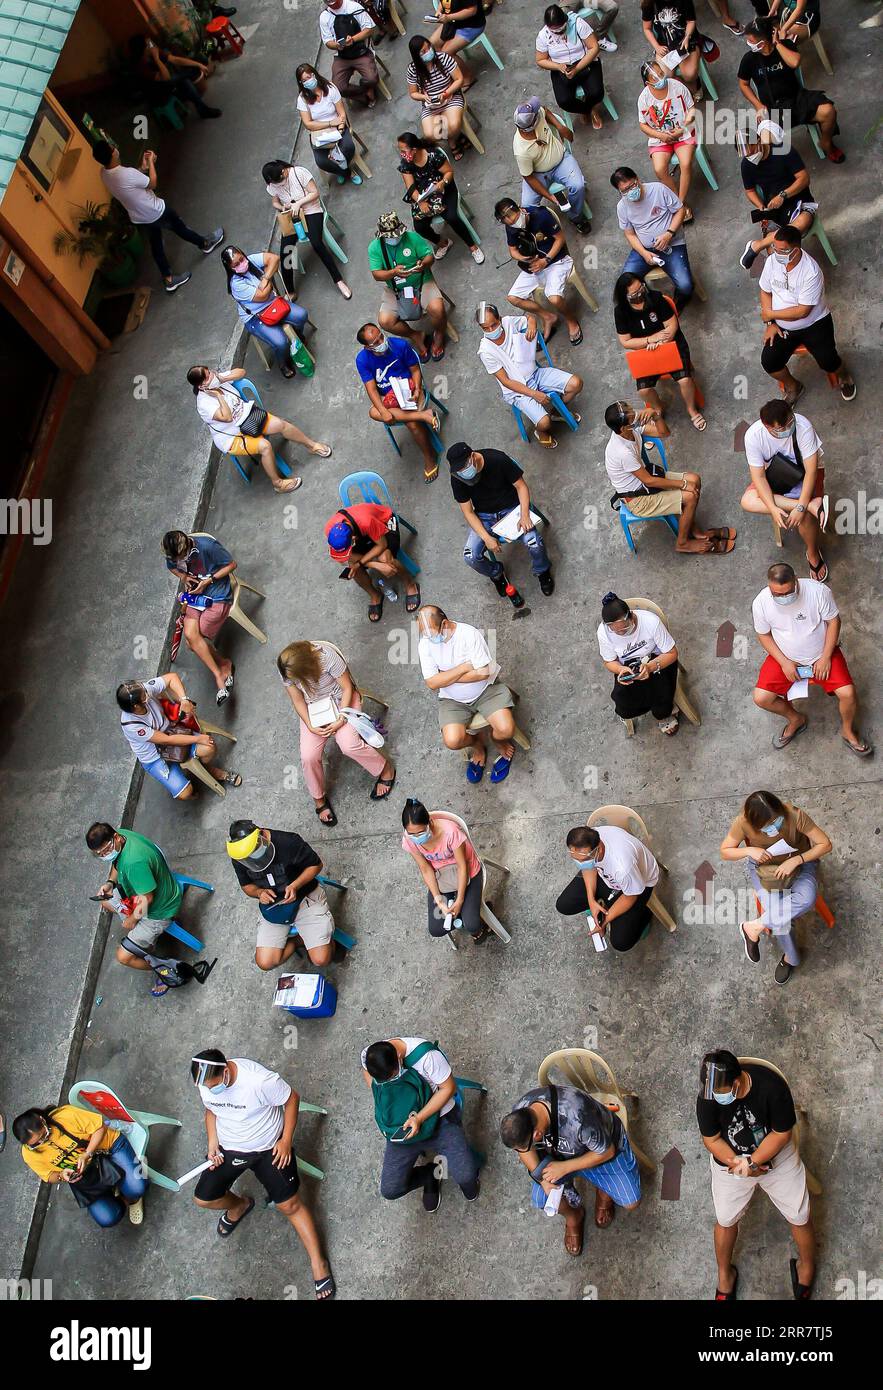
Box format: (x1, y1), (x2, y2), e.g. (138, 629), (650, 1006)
(205, 15), (245, 56)
(152, 95), (188, 130)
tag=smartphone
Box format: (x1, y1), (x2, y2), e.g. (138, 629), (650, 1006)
(796, 664), (814, 679)
(338, 568), (352, 580)
(553, 189), (571, 210)
(617, 670), (637, 684)
(388, 1125), (413, 1143)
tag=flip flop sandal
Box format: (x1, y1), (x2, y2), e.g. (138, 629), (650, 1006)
(452, 143), (466, 161)
(150, 982), (170, 998)
(841, 734), (873, 758)
(683, 208), (695, 224)
(368, 596), (384, 623)
(310, 443), (333, 458)
(217, 1196), (255, 1239)
(808, 552), (828, 582)
(315, 798), (338, 826)
(370, 771), (397, 800)
(405, 584), (421, 612)
(534, 432), (558, 449)
(431, 342), (446, 361)
(466, 758), (485, 783)
(274, 477), (303, 492)
(429, 411), (441, 432)
(817, 494), (829, 532)
(415, 346), (431, 363)
(707, 528), (737, 541)
(783, 382), (805, 406)
(423, 462), (439, 485)
(790, 1257), (814, 1300)
(772, 720), (808, 750)
(564, 1208), (586, 1257)
(569, 328), (583, 346)
(489, 755), (512, 783)
(315, 1270), (336, 1300)
(690, 412), (707, 431)
(543, 322), (559, 344)
(705, 536), (735, 553)
(714, 1266), (739, 1301)
(220, 770), (242, 787)
(658, 715), (680, 736)
(594, 1194), (616, 1228)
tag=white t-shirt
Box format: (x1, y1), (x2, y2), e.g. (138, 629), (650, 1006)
(198, 1057), (291, 1153)
(604, 426), (653, 495)
(597, 610), (675, 669)
(266, 165), (321, 217)
(196, 381), (255, 449)
(744, 413), (823, 475)
(418, 621), (495, 705)
(318, 1), (373, 47)
(100, 164), (165, 224)
(536, 17), (592, 66)
(758, 249), (828, 331)
(752, 577), (839, 665)
(477, 316), (537, 388)
(596, 825), (659, 896)
(297, 82), (343, 128)
(119, 676), (170, 766)
(360, 1037), (456, 1116)
(637, 79), (695, 147)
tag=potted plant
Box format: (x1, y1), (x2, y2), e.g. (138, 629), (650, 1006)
(53, 201), (143, 287)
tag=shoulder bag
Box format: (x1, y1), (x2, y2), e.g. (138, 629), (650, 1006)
(764, 428), (805, 496)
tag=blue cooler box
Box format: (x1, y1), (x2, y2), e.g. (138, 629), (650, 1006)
(274, 972), (338, 1019)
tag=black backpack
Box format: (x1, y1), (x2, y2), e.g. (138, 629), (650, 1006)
(333, 11), (371, 60)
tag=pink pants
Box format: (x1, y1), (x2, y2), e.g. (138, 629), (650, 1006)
(299, 693), (386, 797)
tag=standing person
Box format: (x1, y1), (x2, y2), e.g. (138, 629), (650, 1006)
(500, 1080), (641, 1252)
(428, 0), (487, 89)
(162, 529), (236, 705)
(325, 499), (420, 621)
(361, 1036), (481, 1210)
(612, 272), (704, 431)
(494, 194), (582, 345)
(406, 36), (466, 152)
(596, 592), (681, 736)
(130, 34), (221, 117)
(447, 440), (554, 599)
(738, 18), (843, 162)
(740, 401), (828, 579)
(737, 119), (816, 270)
(401, 799), (488, 943)
(751, 563), (872, 756)
(262, 159), (352, 299)
(397, 132), (484, 264)
(637, 59), (697, 219)
(535, 5), (605, 130)
(226, 820), (337, 970)
(603, 401), (735, 553)
(512, 98), (592, 234)
(15, 1104), (147, 1229)
(476, 302), (582, 449)
(697, 1050), (816, 1301)
(367, 212), (448, 362)
(296, 65), (362, 185)
(191, 1050), (335, 1299)
(641, 0), (700, 93)
(116, 673), (240, 799)
(720, 791), (832, 985)
(355, 322), (443, 483)
(757, 226), (855, 403)
(187, 365), (330, 493)
(555, 823), (660, 952)
(417, 604), (518, 783)
(220, 246), (309, 381)
(93, 141), (223, 293)
(611, 165), (693, 309)
(278, 639), (396, 826)
(318, 0), (379, 106)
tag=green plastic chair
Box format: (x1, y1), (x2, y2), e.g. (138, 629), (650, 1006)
(669, 142), (718, 191)
(806, 211), (837, 266)
(152, 94), (188, 131)
(698, 57), (718, 101)
(556, 88), (618, 131)
(796, 66), (826, 160)
(68, 1080), (181, 1192)
(431, 189), (481, 246)
(466, 30), (504, 71)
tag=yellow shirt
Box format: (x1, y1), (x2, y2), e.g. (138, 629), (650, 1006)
(513, 111), (567, 177)
(20, 1106), (120, 1182)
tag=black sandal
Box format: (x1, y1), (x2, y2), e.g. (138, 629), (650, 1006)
(789, 1257), (814, 1301)
(315, 1269), (336, 1300)
(714, 1266), (739, 1301)
(217, 1196), (255, 1239)
(315, 798), (338, 826)
(405, 583), (421, 613)
(370, 771), (397, 801)
(368, 596), (384, 623)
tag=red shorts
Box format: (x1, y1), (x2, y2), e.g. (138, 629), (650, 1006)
(182, 600), (231, 642)
(756, 648), (852, 697)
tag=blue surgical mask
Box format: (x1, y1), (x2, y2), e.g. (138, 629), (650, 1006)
(209, 1072), (230, 1095)
(772, 589), (799, 606)
(456, 464), (479, 483)
(99, 845), (120, 862)
(384, 234), (402, 246)
(303, 76), (318, 91)
(573, 856), (599, 871)
(762, 816), (784, 836)
(483, 328), (503, 339)
(408, 829), (432, 845)
(772, 250), (792, 265)
(770, 423), (795, 438)
(368, 335), (388, 354)
(427, 630), (447, 645)
(714, 1087), (739, 1105)
(423, 46), (435, 61)
(625, 186), (642, 202)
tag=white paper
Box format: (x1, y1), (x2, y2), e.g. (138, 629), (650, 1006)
(662, 49), (682, 70)
(390, 376), (418, 411)
(175, 1159), (214, 1187)
(491, 508), (542, 542)
(786, 679), (809, 701)
(274, 972), (321, 1008)
(765, 837), (798, 857)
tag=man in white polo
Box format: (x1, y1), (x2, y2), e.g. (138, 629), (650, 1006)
(477, 302), (582, 448)
(758, 224), (855, 403)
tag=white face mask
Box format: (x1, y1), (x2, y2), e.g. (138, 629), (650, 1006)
(745, 150), (763, 166)
(773, 250), (793, 265)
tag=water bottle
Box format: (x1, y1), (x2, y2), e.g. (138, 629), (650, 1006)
(376, 580), (398, 602)
(288, 333), (315, 379)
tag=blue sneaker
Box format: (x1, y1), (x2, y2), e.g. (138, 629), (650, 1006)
(350, 172), (363, 186)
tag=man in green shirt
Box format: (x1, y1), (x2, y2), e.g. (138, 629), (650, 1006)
(86, 821), (183, 973)
(367, 212), (449, 362)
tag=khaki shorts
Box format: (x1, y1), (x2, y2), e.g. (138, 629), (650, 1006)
(623, 471), (685, 517)
(437, 681), (515, 729)
(255, 884), (334, 951)
(380, 277), (442, 319)
(709, 1141), (811, 1229)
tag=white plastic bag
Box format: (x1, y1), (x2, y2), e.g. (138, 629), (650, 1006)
(339, 706), (385, 749)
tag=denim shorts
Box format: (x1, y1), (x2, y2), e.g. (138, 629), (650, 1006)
(456, 25), (485, 41)
(143, 757), (191, 798)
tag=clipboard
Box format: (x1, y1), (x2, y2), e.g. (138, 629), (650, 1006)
(626, 340), (684, 379)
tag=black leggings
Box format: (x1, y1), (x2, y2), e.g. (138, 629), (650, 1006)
(312, 128), (356, 177)
(550, 61), (604, 115)
(280, 216), (341, 292)
(611, 664), (677, 721)
(411, 182), (475, 249)
(426, 870), (483, 937)
(555, 875), (653, 953)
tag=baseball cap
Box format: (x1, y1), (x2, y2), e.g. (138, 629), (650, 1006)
(327, 518), (354, 559)
(446, 441), (471, 470)
(514, 97), (541, 130)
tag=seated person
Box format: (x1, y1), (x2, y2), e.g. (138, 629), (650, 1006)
(738, 18), (843, 163)
(476, 302), (582, 449)
(597, 592), (681, 736)
(741, 400), (828, 579)
(325, 502), (419, 622)
(355, 322), (442, 483)
(494, 195), (581, 345)
(116, 674), (239, 799)
(447, 440), (553, 600)
(129, 34), (220, 118)
(367, 212), (447, 363)
(738, 120), (817, 270)
(226, 820), (336, 970)
(555, 823), (660, 952)
(637, 60), (697, 218)
(611, 165), (693, 310)
(401, 799), (487, 943)
(612, 272), (704, 432)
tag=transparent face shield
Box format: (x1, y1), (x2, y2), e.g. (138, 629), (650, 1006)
(703, 1061), (735, 1101)
(192, 1057), (226, 1087)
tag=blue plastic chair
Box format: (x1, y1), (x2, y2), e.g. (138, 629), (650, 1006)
(165, 872), (214, 951)
(260, 875), (355, 952)
(378, 388), (449, 459)
(224, 378), (292, 485)
(454, 1075), (487, 1166)
(617, 437), (679, 554)
(337, 471), (421, 577)
(510, 330), (580, 442)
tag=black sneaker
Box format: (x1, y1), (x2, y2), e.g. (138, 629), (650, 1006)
(490, 570), (509, 598)
(740, 242), (758, 270)
(573, 216), (592, 235)
(774, 956), (794, 985)
(740, 924), (760, 964)
(422, 1173), (442, 1213)
(538, 569), (555, 596)
(464, 1176), (481, 1202)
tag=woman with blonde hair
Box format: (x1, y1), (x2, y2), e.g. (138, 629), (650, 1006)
(278, 640), (396, 825)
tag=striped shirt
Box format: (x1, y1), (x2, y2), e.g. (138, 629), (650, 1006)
(281, 641), (348, 702)
(406, 52), (464, 114)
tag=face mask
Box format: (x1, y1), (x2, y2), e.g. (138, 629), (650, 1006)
(483, 328), (503, 339)
(747, 40), (764, 51)
(245, 840), (275, 868)
(511, 210), (527, 229)
(625, 186), (642, 202)
(770, 423), (795, 438)
(423, 46), (435, 61)
(772, 589), (799, 606)
(408, 829), (432, 845)
(572, 856), (599, 871)
(233, 259), (249, 274)
(773, 250), (792, 265)
(550, 27), (566, 37)
(614, 618), (637, 636)
(455, 464), (479, 483)
(426, 629), (447, 645)
(368, 335), (388, 354)
(650, 76), (667, 91)
(384, 234), (402, 246)
(99, 845), (120, 862)
(762, 816), (784, 836)
(745, 150), (763, 165)
(714, 1087), (739, 1105)
(303, 76), (318, 91)
(209, 1073), (230, 1095)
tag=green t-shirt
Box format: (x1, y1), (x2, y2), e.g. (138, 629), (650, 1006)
(367, 230), (433, 292)
(116, 830), (182, 922)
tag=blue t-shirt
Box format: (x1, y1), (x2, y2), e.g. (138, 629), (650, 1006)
(355, 334), (420, 392)
(229, 252), (271, 323)
(166, 534), (233, 603)
(505, 206), (567, 265)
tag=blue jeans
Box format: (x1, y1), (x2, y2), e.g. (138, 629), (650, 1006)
(521, 150), (586, 224)
(247, 304), (309, 365)
(744, 860), (817, 969)
(88, 1136), (148, 1228)
(464, 510), (550, 579)
(623, 244), (693, 308)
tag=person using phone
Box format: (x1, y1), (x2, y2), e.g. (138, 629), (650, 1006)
(162, 530), (237, 704)
(556, 823), (661, 952)
(597, 593), (681, 736)
(512, 98), (592, 234)
(737, 119), (817, 272)
(220, 245), (310, 381)
(226, 821), (339, 970)
(324, 498), (420, 622)
(495, 194), (582, 346)
(115, 673), (240, 799)
(751, 562), (872, 756)
(427, 0), (486, 90)
(318, 0), (379, 107)
(15, 1103), (147, 1228)
(361, 1036), (481, 1212)
(406, 35), (466, 152)
(640, 0), (701, 95)
(610, 165), (693, 310)
(400, 799), (487, 942)
(740, 400), (828, 580)
(720, 790), (832, 984)
(535, 5), (605, 131)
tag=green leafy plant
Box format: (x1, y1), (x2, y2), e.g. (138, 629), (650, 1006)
(53, 201), (136, 268)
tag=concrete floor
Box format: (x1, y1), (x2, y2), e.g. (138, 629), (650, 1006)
(2, 0), (881, 1300)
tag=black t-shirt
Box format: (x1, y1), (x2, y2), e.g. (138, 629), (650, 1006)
(231, 830), (321, 905)
(438, 0), (485, 33)
(642, 0), (696, 48)
(505, 207), (567, 266)
(740, 146), (811, 203)
(613, 286), (676, 338)
(450, 448), (523, 513)
(696, 1063), (797, 1167)
(738, 46), (800, 109)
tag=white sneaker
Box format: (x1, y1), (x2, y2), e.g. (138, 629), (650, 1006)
(433, 239), (452, 260)
(598, 35), (617, 52)
(470, 246), (485, 264)
(128, 1198), (144, 1226)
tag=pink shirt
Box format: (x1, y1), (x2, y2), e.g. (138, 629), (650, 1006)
(401, 819), (481, 878)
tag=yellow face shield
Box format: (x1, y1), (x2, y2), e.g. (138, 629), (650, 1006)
(225, 826), (261, 860)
